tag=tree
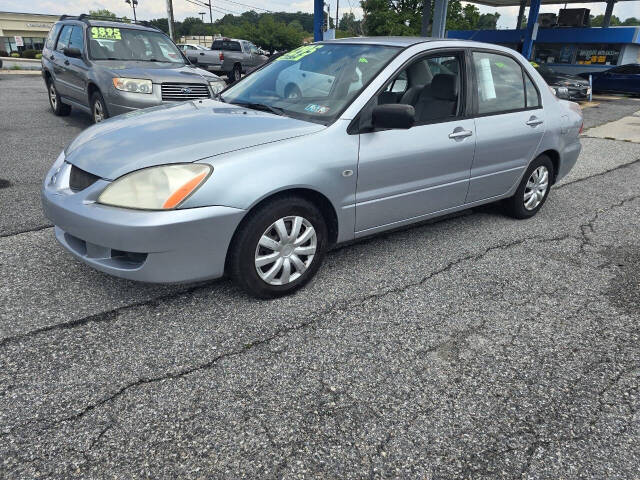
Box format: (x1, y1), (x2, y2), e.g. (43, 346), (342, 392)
(477, 12), (500, 30)
(88, 9), (130, 23)
(590, 14), (621, 27)
(339, 12), (362, 35)
(621, 16), (640, 26)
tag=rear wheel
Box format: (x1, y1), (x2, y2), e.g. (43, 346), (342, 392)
(91, 91), (109, 124)
(228, 196), (328, 298)
(47, 79), (71, 116)
(228, 64), (242, 83)
(504, 155), (554, 219)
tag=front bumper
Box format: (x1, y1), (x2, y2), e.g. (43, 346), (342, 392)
(42, 159), (246, 283)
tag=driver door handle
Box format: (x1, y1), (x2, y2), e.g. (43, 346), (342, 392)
(526, 117), (544, 127)
(64, 60), (70, 65)
(448, 129), (473, 139)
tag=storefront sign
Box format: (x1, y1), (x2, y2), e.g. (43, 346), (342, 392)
(14, 36), (23, 47)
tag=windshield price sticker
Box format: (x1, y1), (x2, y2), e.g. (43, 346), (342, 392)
(91, 27), (122, 40)
(276, 45), (323, 62)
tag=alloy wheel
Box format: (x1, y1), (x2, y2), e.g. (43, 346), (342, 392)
(93, 100), (105, 123)
(254, 216), (317, 286)
(524, 166), (549, 211)
(49, 84), (57, 109)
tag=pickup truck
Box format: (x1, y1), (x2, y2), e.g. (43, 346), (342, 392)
(178, 43), (224, 74)
(209, 38), (268, 82)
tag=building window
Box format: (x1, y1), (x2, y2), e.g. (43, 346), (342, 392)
(532, 44), (576, 64)
(533, 43), (621, 66)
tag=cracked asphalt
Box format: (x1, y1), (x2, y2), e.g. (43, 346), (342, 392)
(1, 75), (639, 479)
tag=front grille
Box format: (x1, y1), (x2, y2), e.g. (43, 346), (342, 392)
(69, 165), (100, 192)
(161, 83), (210, 101)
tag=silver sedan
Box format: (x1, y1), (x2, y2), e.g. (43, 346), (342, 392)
(42, 37), (583, 298)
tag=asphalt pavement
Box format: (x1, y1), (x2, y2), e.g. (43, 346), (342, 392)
(1, 75), (639, 479)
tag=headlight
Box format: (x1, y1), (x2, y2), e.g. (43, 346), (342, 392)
(209, 80), (225, 94)
(112, 77), (153, 94)
(98, 164), (212, 210)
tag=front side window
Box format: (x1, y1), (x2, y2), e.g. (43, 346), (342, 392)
(88, 27), (184, 63)
(473, 51), (525, 114)
(56, 25), (73, 52)
(221, 43), (400, 125)
(68, 26), (84, 52)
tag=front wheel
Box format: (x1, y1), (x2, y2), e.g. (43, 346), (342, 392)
(228, 196), (328, 298)
(504, 155), (554, 219)
(91, 91), (109, 124)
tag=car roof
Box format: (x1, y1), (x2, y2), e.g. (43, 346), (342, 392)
(323, 36), (444, 47)
(58, 18), (157, 32)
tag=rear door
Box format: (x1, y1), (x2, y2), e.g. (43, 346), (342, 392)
(52, 24), (73, 96)
(467, 50), (545, 203)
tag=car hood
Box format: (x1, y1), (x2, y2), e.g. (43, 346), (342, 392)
(95, 61), (221, 82)
(65, 100), (325, 180)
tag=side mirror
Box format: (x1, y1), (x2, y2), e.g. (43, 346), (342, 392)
(371, 104), (415, 130)
(63, 47), (82, 58)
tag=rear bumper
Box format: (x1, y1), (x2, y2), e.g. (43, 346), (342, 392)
(42, 162), (246, 283)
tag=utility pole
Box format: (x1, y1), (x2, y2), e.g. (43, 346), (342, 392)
(125, 0), (138, 22)
(199, 11), (206, 21)
(335, 0), (339, 30)
(208, 1), (213, 24)
(166, 0), (175, 40)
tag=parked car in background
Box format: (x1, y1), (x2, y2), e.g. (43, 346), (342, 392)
(178, 43), (224, 74)
(43, 38), (582, 298)
(579, 64), (640, 95)
(42, 15), (226, 123)
(210, 37), (268, 82)
(530, 61), (591, 101)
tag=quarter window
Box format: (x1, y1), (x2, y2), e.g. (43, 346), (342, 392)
(473, 51), (525, 114)
(524, 74), (540, 108)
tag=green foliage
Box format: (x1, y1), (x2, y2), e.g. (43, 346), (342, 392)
(361, 0), (495, 35)
(10, 52), (20, 57)
(621, 17), (640, 25)
(88, 9), (130, 23)
(590, 14), (640, 27)
(338, 12), (362, 36)
(35, 53), (42, 59)
(10, 64), (22, 69)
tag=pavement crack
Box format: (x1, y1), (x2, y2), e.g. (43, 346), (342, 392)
(0, 224), (53, 239)
(555, 157), (640, 190)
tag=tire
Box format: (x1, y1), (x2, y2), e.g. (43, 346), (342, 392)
(90, 90), (109, 124)
(46, 78), (71, 116)
(228, 64), (242, 83)
(228, 196), (328, 298)
(504, 155), (554, 219)
(284, 84), (302, 99)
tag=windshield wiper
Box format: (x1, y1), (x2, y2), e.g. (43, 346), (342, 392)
(232, 102), (285, 116)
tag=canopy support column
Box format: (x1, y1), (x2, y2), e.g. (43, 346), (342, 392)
(602, 0), (616, 27)
(432, 0), (450, 38)
(314, 0), (323, 41)
(521, 0), (540, 59)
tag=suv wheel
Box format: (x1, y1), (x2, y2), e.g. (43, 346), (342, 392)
(47, 79), (71, 116)
(504, 155), (554, 219)
(228, 196), (328, 298)
(91, 91), (109, 124)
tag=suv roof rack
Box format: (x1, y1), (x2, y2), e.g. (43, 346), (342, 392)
(57, 14), (160, 31)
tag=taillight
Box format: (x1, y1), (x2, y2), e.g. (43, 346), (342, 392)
(579, 121), (584, 134)
(219, 52), (224, 61)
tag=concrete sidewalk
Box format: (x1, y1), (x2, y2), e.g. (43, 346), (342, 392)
(584, 109), (640, 143)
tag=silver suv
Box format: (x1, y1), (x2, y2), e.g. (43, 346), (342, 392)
(41, 15), (226, 123)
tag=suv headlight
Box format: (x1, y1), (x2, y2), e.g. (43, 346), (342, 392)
(209, 80), (225, 94)
(112, 77), (153, 94)
(98, 164), (212, 210)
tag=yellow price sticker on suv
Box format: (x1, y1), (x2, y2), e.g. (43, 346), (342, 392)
(276, 45), (323, 62)
(91, 27), (122, 40)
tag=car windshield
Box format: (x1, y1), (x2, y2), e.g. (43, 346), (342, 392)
(88, 26), (184, 63)
(220, 43), (400, 124)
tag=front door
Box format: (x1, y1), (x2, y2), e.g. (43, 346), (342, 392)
(466, 50), (545, 203)
(62, 25), (89, 104)
(355, 51), (475, 233)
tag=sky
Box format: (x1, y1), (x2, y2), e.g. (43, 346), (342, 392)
(2, 0), (638, 29)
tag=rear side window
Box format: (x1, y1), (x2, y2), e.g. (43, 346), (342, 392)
(56, 25), (73, 52)
(473, 51), (525, 114)
(68, 26), (84, 51)
(524, 74), (540, 108)
(45, 24), (62, 49)
(212, 40), (241, 51)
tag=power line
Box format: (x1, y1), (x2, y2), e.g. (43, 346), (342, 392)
(216, 0), (272, 12)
